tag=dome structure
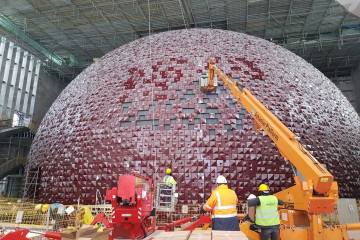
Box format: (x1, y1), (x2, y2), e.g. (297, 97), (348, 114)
(28, 29), (360, 204)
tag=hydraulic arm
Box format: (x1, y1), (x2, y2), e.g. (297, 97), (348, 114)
(201, 59), (360, 240)
(203, 59), (338, 213)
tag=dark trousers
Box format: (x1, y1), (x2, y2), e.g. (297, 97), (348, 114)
(260, 227), (279, 240)
(212, 217), (240, 231)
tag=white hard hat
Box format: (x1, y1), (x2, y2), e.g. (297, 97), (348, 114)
(247, 194), (256, 200)
(216, 175), (227, 184)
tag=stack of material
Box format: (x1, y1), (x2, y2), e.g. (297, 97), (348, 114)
(144, 231), (191, 240)
(212, 230), (248, 240)
(60, 225), (111, 240)
(188, 230), (211, 240)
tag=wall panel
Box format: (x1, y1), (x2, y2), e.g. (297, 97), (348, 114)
(0, 36), (42, 121)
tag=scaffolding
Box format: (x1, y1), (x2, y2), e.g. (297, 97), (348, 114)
(0, 128), (34, 198)
(22, 166), (40, 202)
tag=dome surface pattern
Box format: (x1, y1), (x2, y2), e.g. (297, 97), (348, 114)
(29, 29), (360, 204)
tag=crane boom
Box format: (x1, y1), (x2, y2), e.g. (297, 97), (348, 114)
(208, 62), (333, 194)
(200, 56), (360, 239)
(202, 59), (339, 214)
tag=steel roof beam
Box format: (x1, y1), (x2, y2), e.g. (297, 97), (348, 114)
(158, 0), (172, 29)
(180, 0), (196, 27)
(89, 0), (121, 49)
(0, 13), (65, 66)
(263, 0), (272, 39)
(24, 0), (93, 64)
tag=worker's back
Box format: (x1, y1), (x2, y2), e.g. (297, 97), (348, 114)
(255, 195), (280, 227)
(211, 185), (238, 217)
(203, 176), (239, 231)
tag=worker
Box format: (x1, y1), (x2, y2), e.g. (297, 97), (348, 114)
(163, 168), (177, 186)
(246, 194), (257, 222)
(201, 175), (239, 231)
(247, 184), (283, 240)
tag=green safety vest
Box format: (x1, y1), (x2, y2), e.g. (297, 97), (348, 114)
(163, 175), (177, 186)
(255, 195), (280, 226)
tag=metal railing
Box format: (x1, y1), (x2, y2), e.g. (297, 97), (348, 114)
(156, 183), (177, 212)
(0, 198), (84, 230)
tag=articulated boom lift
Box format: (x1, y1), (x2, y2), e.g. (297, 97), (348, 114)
(202, 59), (360, 240)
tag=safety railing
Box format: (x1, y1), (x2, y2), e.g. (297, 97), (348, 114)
(155, 183), (177, 212)
(0, 198), (84, 230)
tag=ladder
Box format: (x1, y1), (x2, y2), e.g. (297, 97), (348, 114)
(22, 166), (40, 202)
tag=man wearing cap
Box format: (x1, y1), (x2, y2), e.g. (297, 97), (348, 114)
(247, 184), (283, 240)
(201, 175), (239, 231)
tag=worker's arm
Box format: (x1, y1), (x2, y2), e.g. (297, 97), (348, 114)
(247, 197), (261, 207)
(203, 191), (217, 211)
(169, 176), (177, 185)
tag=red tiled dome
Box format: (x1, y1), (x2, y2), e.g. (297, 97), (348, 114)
(29, 29), (360, 204)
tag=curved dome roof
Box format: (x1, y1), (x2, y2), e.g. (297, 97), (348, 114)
(29, 29), (360, 204)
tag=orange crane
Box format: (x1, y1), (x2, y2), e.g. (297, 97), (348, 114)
(201, 59), (360, 240)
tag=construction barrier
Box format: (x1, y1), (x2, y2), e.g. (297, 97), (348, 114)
(156, 204), (202, 226)
(1, 198), (358, 231)
(0, 199), (212, 229)
(0, 198), (84, 230)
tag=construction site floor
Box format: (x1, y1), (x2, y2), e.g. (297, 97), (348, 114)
(142, 230), (248, 240)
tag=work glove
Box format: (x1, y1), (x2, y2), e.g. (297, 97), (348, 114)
(243, 214), (254, 223)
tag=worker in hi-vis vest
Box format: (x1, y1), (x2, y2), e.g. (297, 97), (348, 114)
(201, 175), (239, 231)
(247, 184), (283, 240)
(163, 168), (177, 186)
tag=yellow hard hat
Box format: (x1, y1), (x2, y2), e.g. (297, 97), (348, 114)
(258, 184), (270, 192)
(165, 168), (172, 175)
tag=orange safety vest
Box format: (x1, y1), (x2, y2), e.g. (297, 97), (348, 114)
(204, 185), (238, 218)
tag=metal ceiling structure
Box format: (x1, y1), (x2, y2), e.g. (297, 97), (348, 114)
(0, 0), (360, 79)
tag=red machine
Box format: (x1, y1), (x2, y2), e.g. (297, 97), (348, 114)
(0, 229), (29, 240)
(0, 229), (61, 240)
(94, 174), (156, 239)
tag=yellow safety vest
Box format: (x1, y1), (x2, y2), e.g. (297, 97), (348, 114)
(163, 175), (177, 186)
(255, 195), (280, 226)
(204, 185), (238, 218)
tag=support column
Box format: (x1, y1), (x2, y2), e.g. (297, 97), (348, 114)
(0, 37), (6, 77)
(7, 47), (23, 118)
(28, 59), (41, 117)
(0, 41), (15, 118)
(15, 51), (29, 113)
(21, 55), (35, 117)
